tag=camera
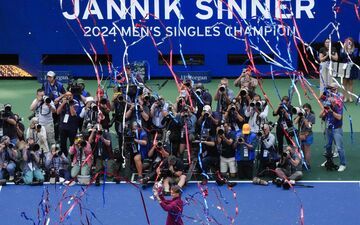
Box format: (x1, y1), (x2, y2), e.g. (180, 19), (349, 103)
(43, 96), (51, 104)
(36, 124), (42, 130)
(117, 94), (124, 102)
(91, 103), (98, 111)
(323, 101), (331, 110)
(219, 85), (226, 93)
(203, 111), (210, 118)
(8, 143), (15, 149)
(144, 93), (151, 101)
(238, 137), (245, 143)
(217, 126), (225, 136)
(195, 88), (202, 96)
(68, 99), (75, 105)
(230, 104), (236, 111)
(240, 88), (247, 97)
(282, 150), (290, 158)
(292, 107), (305, 117)
(156, 141), (163, 148)
(29, 143), (40, 152)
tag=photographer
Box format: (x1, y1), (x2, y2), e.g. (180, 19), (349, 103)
(42, 71), (66, 141)
(29, 88), (56, 146)
(25, 117), (49, 153)
(42, 71), (66, 103)
(320, 96), (346, 172)
(57, 92), (80, 156)
(111, 90), (127, 150)
(319, 38), (339, 94)
(22, 138), (45, 184)
(293, 103), (315, 169)
(214, 78), (235, 114)
(45, 144), (70, 182)
(175, 105), (196, 157)
(216, 122), (236, 178)
(150, 96), (169, 129)
(156, 155), (186, 195)
(194, 134), (219, 179)
(273, 96), (294, 153)
(234, 68), (258, 97)
(275, 146), (303, 181)
(141, 139), (170, 185)
(68, 134), (93, 178)
(196, 105), (218, 137)
(0, 103), (18, 145)
(80, 97), (98, 132)
(235, 124), (258, 180)
(125, 95), (150, 128)
(193, 83), (212, 116)
(224, 99), (244, 132)
(126, 122), (148, 181)
(88, 125), (115, 183)
(245, 94), (269, 133)
(0, 136), (18, 181)
(257, 123), (278, 176)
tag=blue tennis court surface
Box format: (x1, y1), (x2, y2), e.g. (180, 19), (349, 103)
(0, 182), (359, 225)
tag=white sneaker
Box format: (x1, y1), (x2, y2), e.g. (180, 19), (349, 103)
(338, 165), (346, 172)
(9, 176), (14, 181)
(333, 152), (339, 158)
(321, 161), (327, 167)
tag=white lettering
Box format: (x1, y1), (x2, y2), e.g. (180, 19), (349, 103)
(296, 0), (315, 19)
(107, 0), (126, 20)
(252, 0), (271, 19)
(83, 0), (104, 20)
(61, 0), (80, 20)
(196, 0), (213, 20)
(165, 0), (183, 20)
(154, 0), (160, 18)
(131, 0), (149, 19)
(228, 0), (246, 19)
(217, 0), (223, 19)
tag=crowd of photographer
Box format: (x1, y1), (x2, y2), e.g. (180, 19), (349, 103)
(0, 65), (346, 190)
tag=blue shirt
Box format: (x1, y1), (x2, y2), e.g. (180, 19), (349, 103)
(235, 131), (258, 161)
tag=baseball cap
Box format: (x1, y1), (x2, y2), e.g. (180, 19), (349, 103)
(329, 82), (338, 89)
(77, 78), (85, 84)
(47, 71), (56, 77)
(85, 97), (95, 104)
(242, 123), (251, 135)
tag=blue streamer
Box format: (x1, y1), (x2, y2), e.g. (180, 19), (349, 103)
(197, 120), (210, 180)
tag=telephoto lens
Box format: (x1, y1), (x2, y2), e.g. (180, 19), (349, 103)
(156, 141), (163, 148)
(36, 124), (42, 130)
(219, 85), (226, 92)
(217, 128), (224, 136)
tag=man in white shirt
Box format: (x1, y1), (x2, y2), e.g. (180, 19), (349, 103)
(29, 88), (56, 146)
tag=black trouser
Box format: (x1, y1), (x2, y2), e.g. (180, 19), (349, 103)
(59, 128), (77, 157)
(53, 113), (60, 141)
(276, 125), (292, 153)
(201, 156), (219, 174)
(237, 160), (254, 180)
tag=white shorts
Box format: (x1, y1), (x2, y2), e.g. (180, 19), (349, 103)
(220, 156), (237, 174)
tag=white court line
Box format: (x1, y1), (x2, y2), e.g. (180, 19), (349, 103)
(3, 180), (360, 185)
(0, 186), (2, 191)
